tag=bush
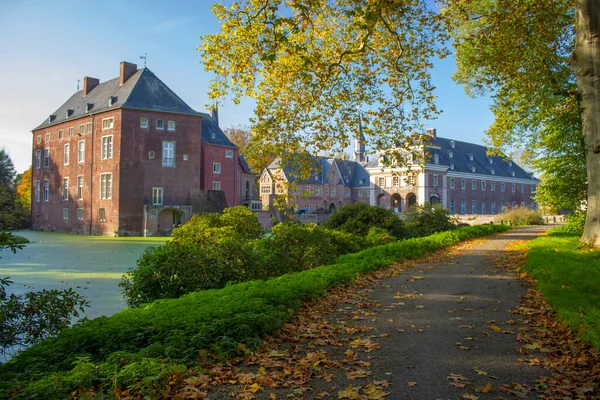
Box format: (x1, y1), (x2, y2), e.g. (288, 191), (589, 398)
(172, 206), (265, 244)
(403, 203), (456, 238)
(257, 223), (337, 276)
(496, 206), (544, 226)
(0, 224), (509, 399)
(324, 203), (405, 238)
(321, 229), (370, 255)
(120, 234), (259, 307)
(366, 227), (396, 245)
(557, 212), (585, 235)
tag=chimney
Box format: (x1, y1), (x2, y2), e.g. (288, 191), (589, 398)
(83, 76), (99, 96)
(120, 61), (137, 85)
(211, 106), (219, 127)
(427, 128), (437, 139)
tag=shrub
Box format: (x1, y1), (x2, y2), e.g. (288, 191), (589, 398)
(322, 229), (370, 255)
(557, 212), (585, 235)
(496, 206), (544, 226)
(403, 203), (456, 238)
(366, 227), (396, 245)
(120, 235), (259, 307)
(324, 202), (405, 238)
(172, 206), (264, 244)
(257, 223), (337, 276)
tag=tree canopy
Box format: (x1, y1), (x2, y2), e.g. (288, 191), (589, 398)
(200, 0), (449, 169)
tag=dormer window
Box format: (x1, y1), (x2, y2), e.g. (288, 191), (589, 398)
(211, 132), (216, 139)
(511, 171), (516, 177)
(469, 154), (474, 161)
(508, 161), (513, 167)
(491, 169), (495, 175)
(471, 166), (476, 172)
(48, 115), (56, 124)
(450, 164), (454, 170)
(450, 140), (455, 148)
(85, 103), (93, 113)
(488, 157), (493, 164)
(434, 154), (439, 164)
(108, 96), (116, 107)
(448, 151), (453, 158)
(65, 109), (74, 119)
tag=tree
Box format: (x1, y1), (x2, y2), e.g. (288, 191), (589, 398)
(0, 148), (16, 187)
(200, 1), (449, 177)
(441, 1), (600, 244)
(223, 125), (277, 172)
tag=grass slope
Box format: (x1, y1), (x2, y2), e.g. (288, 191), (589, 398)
(0, 224), (509, 399)
(522, 229), (600, 350)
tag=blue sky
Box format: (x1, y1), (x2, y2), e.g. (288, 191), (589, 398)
(0, 0), (494, 173)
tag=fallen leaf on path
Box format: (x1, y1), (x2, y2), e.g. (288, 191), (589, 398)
(362, 383), (388, 399)
(461, 394), (479, 400)
(338, 385), (361, 399)
(474, 370), (487, 376)
(406, 382), (417, 387)
(346, 369), (371, 380)
(476, 381), (492, 393)
(457, 324), (475, 329)
(488, 325), (512, 334)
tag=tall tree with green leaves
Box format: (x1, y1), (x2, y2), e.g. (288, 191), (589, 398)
(200, 0), (449, 174)
(442, 0), (600, 245)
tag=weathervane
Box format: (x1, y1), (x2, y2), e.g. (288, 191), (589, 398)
(140, 53), (147, 68)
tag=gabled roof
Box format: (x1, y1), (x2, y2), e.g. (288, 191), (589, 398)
(267, 156), (370, 187)
(34, 68), (201, 131)
(427, 137), (537, 181)
(199, 114), (237, 148)
(239, 155), (252, 174)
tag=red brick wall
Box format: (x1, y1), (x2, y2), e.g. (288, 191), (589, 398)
(118, 110), (202, 234)
(31, 110), (121, 234)
(201, 143), (238, 206)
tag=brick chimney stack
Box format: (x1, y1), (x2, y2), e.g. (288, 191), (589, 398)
(120, 61), (137, 86)
(83, 76), (99, 96)
(211, 107), (219, 127)
(427, 128), (437, 139)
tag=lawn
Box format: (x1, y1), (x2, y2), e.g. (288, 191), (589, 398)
(522, 229), (600, 350)
(1, 230), (169, 319)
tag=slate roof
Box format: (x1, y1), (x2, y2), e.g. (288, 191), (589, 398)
(199, 114), (236, 148)
(239, 155), (252, 174)
(267, 155), (370, 187)
(34, 68), (201, 131)
(427, 137), (538, 181)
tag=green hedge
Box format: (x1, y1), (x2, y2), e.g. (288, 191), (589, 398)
(0, 224), (509, 399)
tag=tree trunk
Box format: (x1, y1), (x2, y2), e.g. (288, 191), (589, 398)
(570, 0), (600, 246)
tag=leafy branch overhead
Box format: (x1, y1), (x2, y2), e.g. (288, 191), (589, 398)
(199, 0), (449, 169)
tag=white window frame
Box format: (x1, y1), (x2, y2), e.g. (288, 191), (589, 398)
(315, 187), (321, 196)
(433, 174), (439, 187)
(58, 129), (64, 139)
(77, 176), (84, 200)
(79, 124), (85, 135)
(304, 185), (311, 194)
(481, 181), (486, 191)
(44, 148), (50, 168)
(471, 200), (477, 214)
(37, 135), (41, 144)
(162, 141), (175, 167)
(140, 118), (149, 128)
(491, 182), (495, 192)
(63, 208), (69, 220)
(43, 179), (49, 202)
(78, 140), (85, 163)
(225, 150), (233, 158)
(449, 178), (455, 189)
(213, 162), (221, 174)
(68, 127), (74, 137)
(45, 133), (50, 142)
(481, 200), (486, 214)
(471, 180), (476, 190)
(461, 200), (466, 214)
(358, 190), (363, 197)
(393, 176), (400, 187)
(378, 177), (385, 187)
(461, 179), (466, 190)
(449, 199), (455, 214)
(501, 182), (505, 192)
(77, 208), (84, 220)
(491, 201), (496, 214)
(36, 149), (41, 169)
(64, 143), (69, 165)
(331, 187), (337, 197)
(167, 120), (176, 131)
(156, 119), (164, 130)
(35, 180), (40, 202)
(101, 135), (113, 160)
(100, 173), (112, 200)
(86, 122), (92, 133)
(63, 177), (69, 201)
(434, 154), (439, 164)
(98, 208), (106, 222)
(512, 183), (516, 193)
(213, 181), (221, 190)
(102, 118), (114, 130)
(152, 187), (164, 205)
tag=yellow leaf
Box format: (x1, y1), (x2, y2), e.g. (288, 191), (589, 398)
(407, 382), (417, 387)
(247, 383), (261, 393)
(476, 381), (492, 393)
(363, 383), (387, 399)
(338, 385), (361, 399)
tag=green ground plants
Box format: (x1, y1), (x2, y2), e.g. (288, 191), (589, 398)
(496, 206), (544, 226)
(522, 228), (600, 350)
(0, 224), (509, 399)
